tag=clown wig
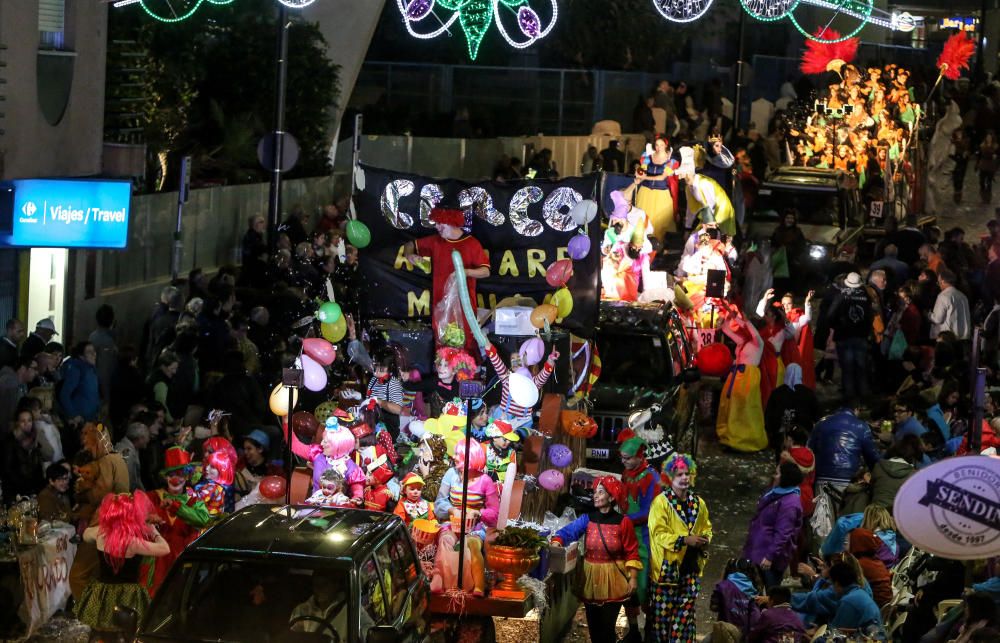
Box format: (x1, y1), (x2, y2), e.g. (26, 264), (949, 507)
(453, 438), (486, 474)
(98, 491), (155, 572)
(202, 437), (238, 471)
(205, 451), (235, 486)
(436, 347), (477, 381)
(321, 422), (356, 460)
(661, 453), (697, 486)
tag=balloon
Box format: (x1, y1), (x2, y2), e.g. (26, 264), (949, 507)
(316, 301), (342, 324)
(292, 411), (320, 442)
(301, 355), (328, 392)
(314, 401), (337, 424)
(269, 383), (299, 416)
(569, 199), (598, 225)
(515, 366), (532, 379)
(321, 316), (347, 343)
(529, 304), (558, 329)
(509, 372), (539, 408)
(409, 420), (426, 439)
(538, 469), (566, 492)
(354, 166), (366, 192)
(545, 259), (574, 288)
(567, 233), (591, 260)
(696, 343), (734, 378)
(303, 338), (336, 366)
(548, 444), (573, 468)
(346, 220), (371, 248)
(551, 287), (573, 320)
(259, 475), (287, 500)
(519, 337), (545, 367)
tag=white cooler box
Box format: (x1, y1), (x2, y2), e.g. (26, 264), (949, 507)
(494, 306), (536, 336)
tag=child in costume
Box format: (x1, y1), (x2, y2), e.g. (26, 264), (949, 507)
(484, 419), (519, 484)
(192, 450), (232, 517)
(363, 457), (396, 512)
(288, 416), (366, 499)
(142, 447), (211, 597)
(393, 472), (431, 526)
(484, 341), (559, 430)
(306, 468), (352, 508)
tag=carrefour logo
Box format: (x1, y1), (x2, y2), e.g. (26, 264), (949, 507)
(21, 201), (37, 218)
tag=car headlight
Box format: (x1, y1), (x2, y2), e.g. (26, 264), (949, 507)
(808, 244), (828, 260)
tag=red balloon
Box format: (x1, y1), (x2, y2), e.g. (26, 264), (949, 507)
(303, 338), (336, 366)
(292, 411), (320, 443)
(259, 475), (287, 500)
(696, 343), (734, 378)
(545, 259), (574, 288)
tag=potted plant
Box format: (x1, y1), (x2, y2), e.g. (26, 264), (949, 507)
(486, 526), (547, 598)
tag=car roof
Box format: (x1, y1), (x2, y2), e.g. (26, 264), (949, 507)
(185, 505), (402, 564)
(763, 166), (844, 191)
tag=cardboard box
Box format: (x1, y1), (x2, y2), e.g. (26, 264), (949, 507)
(548, 542), (578, 574)
(494, 306), (536, 336)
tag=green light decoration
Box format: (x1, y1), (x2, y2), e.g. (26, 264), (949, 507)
(789, 0), (873, 42)
(112, 0), (235, 23)
(739, 0), (800, 22)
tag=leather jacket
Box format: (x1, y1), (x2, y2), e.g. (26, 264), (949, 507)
(808, 409), (881, 482)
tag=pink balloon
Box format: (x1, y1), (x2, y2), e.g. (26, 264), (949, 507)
(519, 337), (545, 367)
(545, 259), (574, 288)
(301, 354), (328, 392)
(538, 469), (565, 492)
(515, 366), (532, 379)
(303, 338), (336, 366)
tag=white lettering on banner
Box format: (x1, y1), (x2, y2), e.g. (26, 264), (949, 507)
(16, 525), (77, 637)
(25, 204), (127, 227)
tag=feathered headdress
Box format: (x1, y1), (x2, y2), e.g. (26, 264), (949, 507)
(937, 32), (975, 81)
(800, 29), (859, 75)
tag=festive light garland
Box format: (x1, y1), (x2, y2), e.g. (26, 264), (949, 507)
(651, 0), (714, 23)
(113, 0), (314, 22)
(396, 0), (558, 60)
(789, 0), (873, 42)
(739, 0), (799, 22)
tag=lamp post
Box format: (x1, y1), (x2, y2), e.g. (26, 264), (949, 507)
(267, 3), (291, 252)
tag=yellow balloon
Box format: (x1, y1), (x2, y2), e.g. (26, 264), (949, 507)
(321, 315), (347, 343)
(552, 287), (573, 321)
(269, 383), (299, 416)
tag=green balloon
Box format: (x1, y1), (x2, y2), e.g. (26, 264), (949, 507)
(317, 301), (342, 324)
(346, 220), (371, 248)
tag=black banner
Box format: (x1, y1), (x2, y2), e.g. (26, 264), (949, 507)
(356, 165), (604, 337)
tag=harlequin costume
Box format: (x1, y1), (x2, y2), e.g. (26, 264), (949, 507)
(141, 448), (211, 597)
(552, 476), (641, 607)
(648, 456), (712, 643)
(619, 437), (659, 608)
(717, 318), (768, 453)
(393, 472), (431, 526)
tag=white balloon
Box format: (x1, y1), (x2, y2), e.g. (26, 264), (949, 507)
(355, 166), (366, 192)
(569, 199), (598, 226)
(409, 420), (426, 439)
(508, 372), (540, 408)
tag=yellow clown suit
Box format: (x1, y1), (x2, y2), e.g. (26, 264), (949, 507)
(678, 146), (736, 238)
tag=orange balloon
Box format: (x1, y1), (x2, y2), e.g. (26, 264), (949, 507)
(530, 304), (559, 329)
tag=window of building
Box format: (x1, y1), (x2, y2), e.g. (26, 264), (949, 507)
(39, 0), (66, 50)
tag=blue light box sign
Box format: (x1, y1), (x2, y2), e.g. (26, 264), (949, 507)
(0, 179), (132, 249)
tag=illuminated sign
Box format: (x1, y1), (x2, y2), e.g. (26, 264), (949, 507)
(0, 179), (132, 249)
(940, 16), (978, 32)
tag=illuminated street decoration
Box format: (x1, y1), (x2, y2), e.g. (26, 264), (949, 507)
(112, 0), (235, 23)
(788, 0), (873, 42)
(739, 0), (799, 21)
(396, 0), (558, 60)
(651, 0), (714, 23)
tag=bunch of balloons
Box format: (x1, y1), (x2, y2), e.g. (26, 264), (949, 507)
(531, 198), (598, 327)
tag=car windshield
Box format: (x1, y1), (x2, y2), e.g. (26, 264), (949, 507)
(754, 185), (840, 227)
(144, 561), (357, 642)
(595, 330), (671, 386)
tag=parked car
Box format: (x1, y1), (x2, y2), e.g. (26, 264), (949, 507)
(118, 505), (429, 643)
(747, 166), (863, 292)
(585, 300), (698, 471)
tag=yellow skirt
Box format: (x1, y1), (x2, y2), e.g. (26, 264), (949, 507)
(581, 561), (632, 604)
(717, 364), (767, 452)
(636, 186), (675, 239)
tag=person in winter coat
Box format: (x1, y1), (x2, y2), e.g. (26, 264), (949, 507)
(59, 342), (101, 423)
(764, 364), (819, 461)
(748, 585), (807, 643)
(780, 427), (816, 516)
(808, 405), (881, 490)
(710, 558), (763, 636)
(869, 438), (918, 513)
(742, 461), (804, 588)
(848, 529), (892, 607)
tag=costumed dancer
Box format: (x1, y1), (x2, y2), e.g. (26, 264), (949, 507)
(142, 447), (211, 597)
(781, 290), (816, 390)
(699, 135), (736, 197)
(759, 300), (801, 389)
(393, 472), (431, 526)
(484, 419), (519, 484)
(431, 438), (498, 597)
(613, 182), (656, 291)
(716, 305), (769, 453)
(551, 476), (642, 642)
(404, 206), (490, 352)
(619, 436), (660, 642)
(288, 416), (365, 499)
(636, 134), (681, 239)
(74, 492), (170, 634)
(484, 341), (559, 431)
(677, 147), (736, 238)
(306, 468), (353, 507)
(192, 450), (232, 517)
(648, 454), (712, 643)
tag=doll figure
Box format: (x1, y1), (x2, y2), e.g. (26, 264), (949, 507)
(429, 347), (477, 417)
(484, 419), (519, 484)
(289, 416), (365, 498)
(193, 450), (232, 517)
(306, 468), (352, 507)
(417, 434), (450, 502)
(393, 472), (430, 526)
(363, 457), (396, 512)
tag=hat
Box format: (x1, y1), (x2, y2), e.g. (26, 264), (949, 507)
(161, 446), (197, 475)
(844, 272), (863, 288)
(349, 422), (374, 439)
(485, 419), (520, 442)
(595, 475), (627, 512)
(36, 319), (57, 334)
(333, 408), (355, 423)
(400, 472), (425, 488)
(620, 436), (646, 458)
(245, 429), (271, 450)
(610, 191), (630, 221)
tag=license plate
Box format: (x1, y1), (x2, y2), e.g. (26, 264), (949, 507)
(586, 448), (610, 459)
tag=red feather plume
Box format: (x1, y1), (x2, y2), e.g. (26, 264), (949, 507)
(937, 32), (975, 81)
(800, 29), (859, 75)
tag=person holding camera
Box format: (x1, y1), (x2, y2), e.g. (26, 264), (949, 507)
(648, 454), (712, 642)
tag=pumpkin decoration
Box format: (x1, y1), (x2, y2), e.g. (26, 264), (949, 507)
(560, 410), (598, 439)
